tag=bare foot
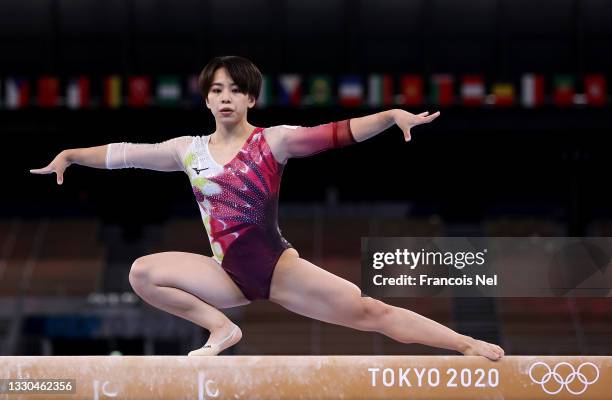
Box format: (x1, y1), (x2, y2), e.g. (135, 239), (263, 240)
(188, 323), (242, 356)
(461, 336), (505, 361)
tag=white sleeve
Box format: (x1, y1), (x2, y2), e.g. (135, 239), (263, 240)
(105, 136), (194, 172)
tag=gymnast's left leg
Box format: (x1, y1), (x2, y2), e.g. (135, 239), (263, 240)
(269, 250), (504, 360)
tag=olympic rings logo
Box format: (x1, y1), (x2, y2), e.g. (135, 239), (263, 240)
(528, 361), (599, 395)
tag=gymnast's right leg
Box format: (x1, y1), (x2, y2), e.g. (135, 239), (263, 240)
(128, 251), (249, 355)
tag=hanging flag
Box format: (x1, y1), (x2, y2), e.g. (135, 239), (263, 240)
(491, 82), (515, 106)
(584, 74), (606, 106)
(66, 76), (90, 109)
(256, 74), (273, 109)
(521, 74), (545, 108)
(430, 74), (454, 107)
(188, 75), (203, 109)
(128, 76), (151, 108)
(277, 74), (302, 106)
(5, 77), (30, 109)
(367, 74), (394, 107)
(400, 75), (423, 106)
(103, 75), (122, 108)
(37, 76), (60, 108)
(461, 75), (485, 106)
(553, 75), (574, 107)
(338, 75), (364, 107)
(307, 75), (333, 106)
(156, 76), (182, 107)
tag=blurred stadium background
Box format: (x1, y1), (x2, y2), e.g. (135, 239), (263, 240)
(1, 0), (611, 356)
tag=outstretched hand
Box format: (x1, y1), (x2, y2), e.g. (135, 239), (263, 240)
(29, 151), (71, 185)
(395, 110), (441, 142)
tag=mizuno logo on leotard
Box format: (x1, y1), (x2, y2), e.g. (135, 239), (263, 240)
(192, 167), (209, 175)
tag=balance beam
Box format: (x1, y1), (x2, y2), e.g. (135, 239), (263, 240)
(0, 356), (609, 399)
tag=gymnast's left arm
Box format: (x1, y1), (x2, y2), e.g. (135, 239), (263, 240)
(265, 109), (440, 164)
(350, 108), (440, 143)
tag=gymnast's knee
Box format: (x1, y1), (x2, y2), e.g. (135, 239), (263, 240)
(128, 256), (153, 289)
(354, 297), (392, 331)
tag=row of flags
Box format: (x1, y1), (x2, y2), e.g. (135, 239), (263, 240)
(1, 73), (607, 110)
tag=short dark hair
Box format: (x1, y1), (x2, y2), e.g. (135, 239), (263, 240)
(198, 56), (262, 101)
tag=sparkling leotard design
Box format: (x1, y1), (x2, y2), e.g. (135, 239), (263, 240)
(183, 127), (290, 300)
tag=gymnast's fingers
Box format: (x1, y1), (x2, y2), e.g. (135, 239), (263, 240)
(424, 111), (441, 122)
(29, 165), (54, 174)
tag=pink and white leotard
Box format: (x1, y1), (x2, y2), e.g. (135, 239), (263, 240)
(106, 120), (355, 300)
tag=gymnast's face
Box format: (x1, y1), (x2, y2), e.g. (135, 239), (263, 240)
(205, 67), (255, 125)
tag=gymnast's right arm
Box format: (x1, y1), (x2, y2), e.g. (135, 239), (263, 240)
(29, 137), (192, 185)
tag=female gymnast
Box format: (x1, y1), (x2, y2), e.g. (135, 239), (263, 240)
(30, 56), (504, 360)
